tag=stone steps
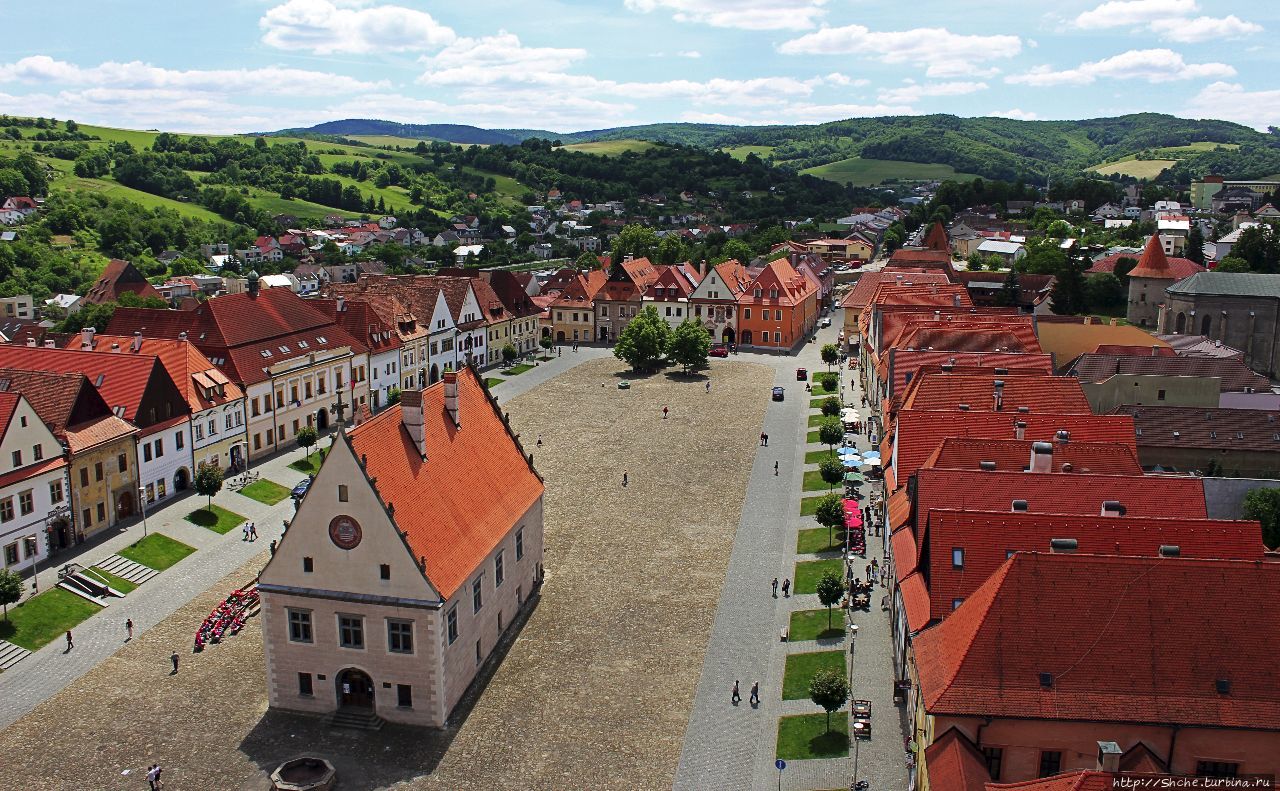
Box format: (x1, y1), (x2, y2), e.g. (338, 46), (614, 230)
(328, 709), (384, 731)
(0, 639), (31, 670)
(95, 554), (159, 585)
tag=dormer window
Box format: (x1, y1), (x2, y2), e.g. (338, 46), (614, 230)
(769, 288), (778, 299)
(753, 288), (762, 298)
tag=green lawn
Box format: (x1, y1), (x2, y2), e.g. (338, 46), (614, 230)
(0, 588), (102, 650)
(485, 377), (504, 388)
(811, 397), (841, 409)
(800, 495), (833, 516)
(801, 156), (981, 186)
(797, 527), (844, 554)
(239, 479), (291, 506)
(776, 713), (849, 760)
(1091, 158), (1176, 179)
(795, 558), (844, 595)
(723, 145), (776, 161)
(84, 566), (138, 595)
(806, 430), (822, 444)
(184, 504), (248, 535)
(805, 448), (836, 465)
(802, 469), (838, 492)
(782, 651), (848, 699)
(811, 380), (838, 395)
(789, 609), (846, 642)
(289, 449), (327, 475)
(501, 363), (534, 376)
(119, 533), (196, 572)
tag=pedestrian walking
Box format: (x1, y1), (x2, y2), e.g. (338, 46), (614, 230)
(170, 652), (179, 674)
(774, 460), (779, 476)
(731, 680), (741, 705)
(662, 405), (669, 419)
(249, 522), (258, 542)
(125, 618), (134, 641)
(763, 433), (769, 447)
(782, 578), (791, 597)
(772, 577), (779, 597)
(155, 765), (163, 790)
(760, 432), (767, 446)
(242, 522), (250, 541)
(536, 434), (543, 448)
(865, 563), (872, 581)
(269, 539), (277, 556)
(750, 682), (760, 706)
(622, 471), (629, 487)
(705, 381), (711, 393)
(146, 764), (160, 791)
(65, 630), (74, 651)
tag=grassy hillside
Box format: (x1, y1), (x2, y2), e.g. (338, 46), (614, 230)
(1090, 158), (1177, 179)
(723, 145), (776, 161)
(51, 176), (226, 222)
(560, 140), (658, 156)
(801, 157), (981, 186)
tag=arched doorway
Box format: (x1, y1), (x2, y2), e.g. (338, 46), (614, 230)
(541, 326), (551, 338)
(556, 331), (566, 342)
(48, 517), (71, 552)
(116, 491), (134, 520)
(1175, 312), (1186, 333)
(722, 326), (736, 344)
(598, 326), (609, 341)
(1200, 314), (1212, 337)
(429, 363), (439, 385)
(741, 329), (753, 345)
(316, 408), (329, 431)
(337, 668), (375, 709)
(230, 445), (243, 471)
(174, 467), (190, 491)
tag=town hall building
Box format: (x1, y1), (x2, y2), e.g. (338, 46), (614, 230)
(258, 369), (544, 727)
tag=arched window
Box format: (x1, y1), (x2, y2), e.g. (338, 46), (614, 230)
(1201, 314), (1212, 337)
(1175, 312), (1186, 334)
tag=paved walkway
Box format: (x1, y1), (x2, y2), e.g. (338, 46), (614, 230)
(675, 311), (909, 791)
(0, 447), (312, 729)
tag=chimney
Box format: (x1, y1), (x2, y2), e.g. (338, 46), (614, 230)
(952, 293), (961, 307)
(178, 331), (187, 341)
(44, 339), (55, 349)
(993, 379), (1005, 411)
(131, 330), (143, 352)
(1050, 537), (1077, 553)
(81, 326), (95, 350)
(1055, 429), (1070, 444)
(1101, 500), (1126, 517)
(1159, 544), (1181, 557)
(337, 295), (346, 312)
(111, 343), (120, 352)
(25, 337), (35, 347)
(1097, 741), (1122, 773)
(400, 389), (427, 459)
(443, 371), (460, 426)
(1061, 462), (1073, 473)
(1029, 441), (1053, 473)
(1014, 420), (1026, 440)
(1011, 499), (1028, 513)
(699, 259), (708, 277)
(1151, 345), (1160, 357)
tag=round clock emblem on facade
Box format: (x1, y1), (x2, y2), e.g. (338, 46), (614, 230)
(328, 515), (363, 550)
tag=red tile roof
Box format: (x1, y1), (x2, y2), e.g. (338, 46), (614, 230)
(347, 368), (543, 599)
(923, 728), (989, 791)
(920, 437), (1143, 476)
(889, 249), (953, 266)
(83, 259), (162, 306)
(0, 368), (107, 437)
(1068, 353), (1271, 393)
(63, 414), (138, 454)
(986, 772), (1126, 791)
(914, 553), (1280, 729)
(311, 298), (403, 354)
(911, 509), (1264, 629)
(898, 373), (1092, 414)
(922, 222), (950, 254)
(889, 412), (1138, 487)
(885, 351), (1055, 397)
(898, 571), (932, 633)
(1088, 246), (1203, 280)
(840, 271), (950, 313)
(62, 335), (244, 413)
(737, 258), (819, 308)
(0, 345), (185, 425)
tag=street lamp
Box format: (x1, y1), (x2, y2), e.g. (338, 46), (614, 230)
(138, 487), (149, 538)
(849, 621), (861, 789)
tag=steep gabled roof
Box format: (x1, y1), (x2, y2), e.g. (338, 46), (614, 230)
(64, 335), (244, 413)
(922, 728), (988, 791)
(898, 372), (1092, 414)
(0, 345), (184, 424)
(347, 369), (543, 599)
(920, 437), (1143, 475)
(1127, 234), (1175, 279)
(83, 259), (162, 306)
(914, 553), (1280, 729)
(922, 221), (950, 253)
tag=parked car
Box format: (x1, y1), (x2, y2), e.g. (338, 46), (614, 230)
(795, 367), (808, 381)
(710, 344), (729, 358)
(772, 386), (785, 401)
(291, 478), (312, 500)
(820, 317), (832, 328)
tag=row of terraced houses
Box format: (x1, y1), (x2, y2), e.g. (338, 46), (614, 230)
(854, 226), (1280, 788)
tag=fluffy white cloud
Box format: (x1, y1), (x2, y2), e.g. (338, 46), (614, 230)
(624, 0), (827, 31)
(878, 81), (988, 104)
(988, 108), (1039, 121)
(1150, 15), (1262, 43)
(1006, 48), (1234, 86)
(1075, 0), (1198, 29)
(679, 100), (915, 126)
(678, 51), (702, 59)
(0, 55), (384, 95)
(259, 0), (455, 54)
(1183, 82), (1280, 132)
(779, 25), (1021, 78)
(418, 33), (588, 87)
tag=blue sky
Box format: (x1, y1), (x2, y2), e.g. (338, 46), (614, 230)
(0, 0), (1276, 134)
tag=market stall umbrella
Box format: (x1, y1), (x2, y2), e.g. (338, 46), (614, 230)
(840, 408), (859, 420)
(842, 458), (861, 468)
(838, 449), (860, 459)
(844, 472), (866, 482)
(858, 458), (882, 467)
(861, 450), (881, 459)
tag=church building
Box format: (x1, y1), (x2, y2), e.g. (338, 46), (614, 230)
(259, 369), (544, 727)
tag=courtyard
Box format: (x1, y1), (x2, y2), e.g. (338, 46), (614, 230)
(0, 355), (775, 790)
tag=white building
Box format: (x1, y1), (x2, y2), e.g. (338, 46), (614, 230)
(0, 393), (71, 575)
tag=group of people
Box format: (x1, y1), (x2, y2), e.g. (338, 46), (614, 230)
(731, 680), (760, 707)
(241, 522), (258, 542)
(145, 763), (164, 790)
(193, 585), (259, 652)
(770, 577), (791, 598)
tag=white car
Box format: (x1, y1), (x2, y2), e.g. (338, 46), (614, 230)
(820, 317), (832, 328)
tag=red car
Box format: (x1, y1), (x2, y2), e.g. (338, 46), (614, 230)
(710, 344), (729, 358)
(796, 367), (808, 381)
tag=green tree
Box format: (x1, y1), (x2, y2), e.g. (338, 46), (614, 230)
(656, 234), (690, 265)
(814, 492), (846, 548)
(816, 570), (845, 629)
(1050, 254), (1089, 315)
(819, 458), (845, 491)
(666, 317), (711, 374)
(821, 343), (839, 370)
(808, 668), (850, 732)
(574, 251), (600, 270)
(1085, 272), (1126, 313)
(720, 239), (753, 264)
(820, 396), (841, 417)
(611, 224), (659, 261)
(1187, 225), (1205, 265)
(818, 417), (843, 455)
(966, 251), (984, 271)
(194, 462), (224, 513)
(386, 387), (401, 407)
(1243, 488), (1280, 549)
(295, 425), (319, 463)
(540, 336), (554, 354)
(501, 344), (518, 365)
(995, 269), (1019, 307)
(1215, 256), (1251, 273)
(613, 305), (671, 372)
(0, 567), (22, 621)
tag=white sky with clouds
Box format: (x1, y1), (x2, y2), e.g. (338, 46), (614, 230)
(0, 0), (1274, 134)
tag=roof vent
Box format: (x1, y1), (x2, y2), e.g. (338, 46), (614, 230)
(1101, 500), (1126, 517)
(1159, 545), (1181, 557)
(1039, 672), (1054, 689)
(1017, 406), (1030, 413)
(1055, 430), (1070, 443)
(958, 403), (970, 411)
(1050, 538), (1078, 553)
(1216, 678), (1231, 695)
(979, 460), (996, 471)
(1097, 741), (1123, 773)
(1061, 462), (1073, 473)
(940, 363), (954, 373)
(993, 367), (1008, 375)
(1011, 499), (1029, 513)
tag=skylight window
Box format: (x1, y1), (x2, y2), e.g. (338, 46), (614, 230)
(298, 340), (309, 349)
(94, 374), (105, 386)
(279, 345), (290, 353)
(316, 336), (328, 344)
(261, 349), (272, 358)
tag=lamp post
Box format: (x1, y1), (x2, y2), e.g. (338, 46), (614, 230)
(138, 487), (149, 538)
